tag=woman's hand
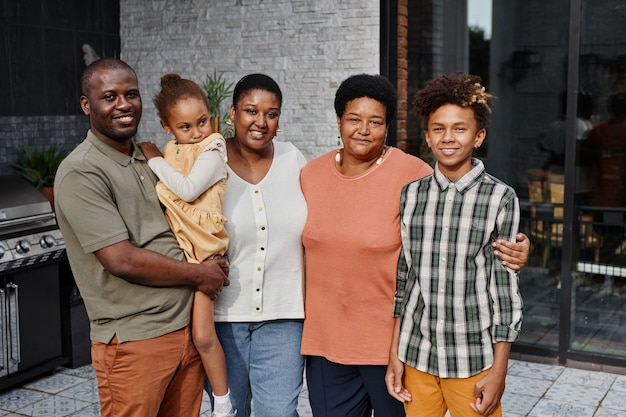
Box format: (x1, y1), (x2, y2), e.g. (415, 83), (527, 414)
(493, 233), (530, 271)
(385, 357), (412, 403)
(386, 318), (412, 403)
(137, 141), (163, 160)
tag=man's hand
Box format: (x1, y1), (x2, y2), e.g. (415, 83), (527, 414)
(493, 232), (530, 271)
(198, 256), (230, 300)
(95, 240), (229, 298)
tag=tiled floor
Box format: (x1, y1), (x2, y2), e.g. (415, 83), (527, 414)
(1, 360), (626, 416)
(0, 365), (312, 417)
(517, 265), (626, 356)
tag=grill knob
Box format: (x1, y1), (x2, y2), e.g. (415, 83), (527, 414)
(40, 235), (57, 248)
(15, 240), (31, 254)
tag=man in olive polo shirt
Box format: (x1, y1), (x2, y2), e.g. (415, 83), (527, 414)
(55, 57), (229, 417)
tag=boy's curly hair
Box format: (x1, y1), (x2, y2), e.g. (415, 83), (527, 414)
(412, 73), (496, 131)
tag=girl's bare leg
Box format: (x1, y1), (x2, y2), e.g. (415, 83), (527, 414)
(192, 289), (229, 396)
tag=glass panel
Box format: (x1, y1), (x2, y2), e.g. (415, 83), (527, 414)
(571, 0), (626, 356)
(486, 0), (573, 350)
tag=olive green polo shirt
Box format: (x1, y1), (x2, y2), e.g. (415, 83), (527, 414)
(55, 130), (193, 343)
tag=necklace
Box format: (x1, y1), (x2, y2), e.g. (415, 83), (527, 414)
(335, 145), (388, 165)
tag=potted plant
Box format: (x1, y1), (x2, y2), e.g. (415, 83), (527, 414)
(13, 144), (68, 205)
(203, 69), (234, 136)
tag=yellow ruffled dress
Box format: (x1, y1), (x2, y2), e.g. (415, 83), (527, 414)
(155, 134), (228, 263)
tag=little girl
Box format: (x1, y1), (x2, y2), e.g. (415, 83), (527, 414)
(138, 73), (235, 417)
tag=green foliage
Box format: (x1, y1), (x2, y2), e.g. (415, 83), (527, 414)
(203, 69), (234, 118)
(13, 144), (68, 189)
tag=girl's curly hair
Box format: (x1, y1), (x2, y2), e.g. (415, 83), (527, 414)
(153, 73), (210, 123)
(412, 72), (496, 130)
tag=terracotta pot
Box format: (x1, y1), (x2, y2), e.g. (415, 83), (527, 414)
(210, 116), (221, 134)
(40, 186), (54, 208)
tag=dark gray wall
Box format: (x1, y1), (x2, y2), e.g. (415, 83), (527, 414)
(0, 0), (120, 174)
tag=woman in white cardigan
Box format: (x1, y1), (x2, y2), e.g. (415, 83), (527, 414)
(208, 73), (307, 417)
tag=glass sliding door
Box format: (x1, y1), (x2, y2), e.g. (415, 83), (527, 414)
(407, 0), (626, 365)
(569, 0), (626, 358)
(486, 0), (573, 352)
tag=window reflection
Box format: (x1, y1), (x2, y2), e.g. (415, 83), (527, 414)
(416, 0), (626, 361)
(480, 0), (626, 357)
(570, 0), (626, 356)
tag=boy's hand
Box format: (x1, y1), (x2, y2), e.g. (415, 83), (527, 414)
(493, 232), (529, 271)
(385, 356), (412, 403)
(469, 369), (505, 416)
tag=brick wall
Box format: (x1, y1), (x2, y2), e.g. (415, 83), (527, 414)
(121, 0), (381, 161)
(396, 0), (408, 151)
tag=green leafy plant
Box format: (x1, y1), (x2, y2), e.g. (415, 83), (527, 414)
(13, 144), (68, 189)
(203, 69), (234, 119)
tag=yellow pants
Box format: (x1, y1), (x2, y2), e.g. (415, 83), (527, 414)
(403, 364), (502, 417)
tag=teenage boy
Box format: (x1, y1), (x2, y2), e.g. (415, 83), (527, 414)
(385, 72), (523, 417)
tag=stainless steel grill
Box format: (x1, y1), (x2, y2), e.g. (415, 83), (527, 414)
(0, 175), (65, 273)
(0, 175), (68, 385)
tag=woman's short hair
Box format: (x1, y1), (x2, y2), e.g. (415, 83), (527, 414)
(334, 74), (397, 125)
(232, 73), (282, 108)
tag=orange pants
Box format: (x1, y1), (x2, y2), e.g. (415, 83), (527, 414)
(91, 325), (204, 417)
(403, 365), (502, 417)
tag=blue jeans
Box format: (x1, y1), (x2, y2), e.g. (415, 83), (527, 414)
(306, 356), (405, 417)
(205, 320), (304, 417)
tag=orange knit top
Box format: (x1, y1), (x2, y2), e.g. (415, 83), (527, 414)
(301, 147), (433, 365)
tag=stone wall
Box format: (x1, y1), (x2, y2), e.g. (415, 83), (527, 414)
(120, 0), (381, 161)
(0, 116), (89, 176)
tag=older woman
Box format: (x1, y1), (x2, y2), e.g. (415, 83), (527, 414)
(209, 74), (307, 417)
(300, 73), (529, 417)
